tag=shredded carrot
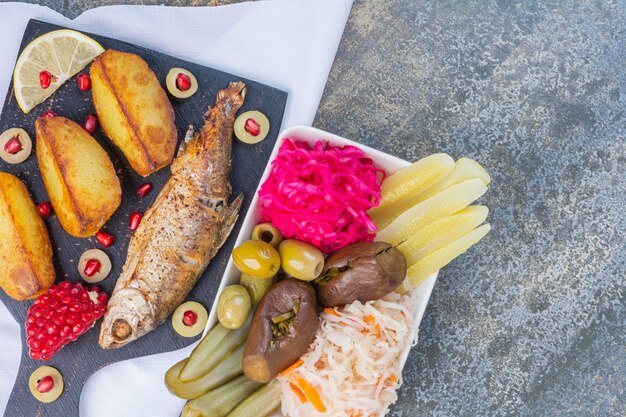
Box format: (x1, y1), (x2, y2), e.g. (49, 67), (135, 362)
(364, 315), (375, 325)
(289, 382), (308, 404)
(324, 308), (340, 317)
(291, 373), (327, 413)
(374, 324), (381, 337)
(278, 359), (304, 377)
(376, 375), (382, 385)
(389, 375), (398, 383)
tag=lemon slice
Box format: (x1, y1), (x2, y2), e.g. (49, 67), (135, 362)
(13, 30), (105, 113)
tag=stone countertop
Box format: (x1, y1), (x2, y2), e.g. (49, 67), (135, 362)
(33, 1), (626, 416)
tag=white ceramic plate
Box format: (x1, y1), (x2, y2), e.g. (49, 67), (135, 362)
(205, 125), (438, 415)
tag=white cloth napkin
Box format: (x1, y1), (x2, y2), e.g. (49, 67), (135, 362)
(0, 1), (352, 415)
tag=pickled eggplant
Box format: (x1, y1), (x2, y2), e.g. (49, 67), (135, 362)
(243, 279), (318, 383)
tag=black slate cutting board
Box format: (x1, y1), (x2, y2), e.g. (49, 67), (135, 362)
(0, 19), (287, 417)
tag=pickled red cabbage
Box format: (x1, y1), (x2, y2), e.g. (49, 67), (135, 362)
(258, 139), (385, 253)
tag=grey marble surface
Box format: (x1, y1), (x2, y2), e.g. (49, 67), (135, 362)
(314, 2), (625, 416)
(25, 0), (626, 416)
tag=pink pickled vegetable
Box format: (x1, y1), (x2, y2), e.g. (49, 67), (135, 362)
(258, 139), (385, 253)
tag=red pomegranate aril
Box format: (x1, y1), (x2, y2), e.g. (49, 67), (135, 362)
(77, 73), (91, 91)
(84, 259), (101, 277)
(176, 73), (192, 91)
(4, 136), (22, 154)
(244, 118), (260, 136)
(37, 202), (52, 219)
(95, 231), (115, 247)
(182, 310), (198, 326)
(136, 182), (153, 197)
(83, 115), (98, 134)
(26, 281), (108, 360)
(40, 110), (57, 119)
(129, 211), (143, 230)
(39, 71), (52, 89)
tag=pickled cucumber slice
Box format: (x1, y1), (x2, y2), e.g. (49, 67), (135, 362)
(398, 205), (489, 265)
(372, 158), (490, 229)
(412, 157), (490, 204)
(375, 178), (488, 245)
(368, 153), (454, 219)
(406, 223), (491, 289)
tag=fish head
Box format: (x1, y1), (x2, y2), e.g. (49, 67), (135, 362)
(99, 287), (154, 349)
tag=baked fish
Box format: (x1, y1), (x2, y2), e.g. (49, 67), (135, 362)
(99, 82), (246, 349)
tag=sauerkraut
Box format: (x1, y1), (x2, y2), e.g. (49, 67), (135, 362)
(279, 292), (417, 417)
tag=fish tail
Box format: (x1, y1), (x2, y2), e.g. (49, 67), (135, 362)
(217, 82), (247, 109)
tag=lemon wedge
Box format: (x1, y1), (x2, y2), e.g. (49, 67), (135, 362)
(13, 29), (104, 114)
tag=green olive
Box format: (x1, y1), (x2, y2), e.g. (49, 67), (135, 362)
(240, 273), (276, 305)
(278, 239), (324, 281)
(232, 240), (281, 279)
(217, 285), (251, 329)
(251, 223), (283, 248)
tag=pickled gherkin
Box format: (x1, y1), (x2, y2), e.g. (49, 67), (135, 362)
(165, 343), (245, 399)
(180, 314), (251, 382)
(180, 375), (262, 417)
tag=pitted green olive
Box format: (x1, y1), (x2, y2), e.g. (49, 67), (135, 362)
(232, 240), (281, 279)
(278, 239), (324, 281)
(251, 223), (283, 248)
(217, 285), (252, 329)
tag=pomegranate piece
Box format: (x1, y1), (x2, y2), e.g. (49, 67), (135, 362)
(37, 202), (52, 219)
(244, 118), (260, 137)
(136, 182), (153, 197)
(95, 230), (115, 247)
(129, 211), (143, 231)
(83, 259), (101, 277)
(4, 136), (22, 154)
(26, 281), (108, 361)
(182, 310), (198, 326)
(40, 110), (57, 119)
(176, 73), (192, 91)
(83, 114), (98, 134)
(77, 73), (91, 91)
(39, 71), (52, 89)
(36, 375), (54, 393)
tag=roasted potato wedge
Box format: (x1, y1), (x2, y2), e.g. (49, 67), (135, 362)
(0, 173), (55, 300)
(91, 50), (177, 176)
(36, 116), (121, 237)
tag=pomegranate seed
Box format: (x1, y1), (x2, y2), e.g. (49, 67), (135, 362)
(129, 211), (143, 231)
(4, 136), (22, 154)
(182, 310), (198, 326)
(84, 259), (101, 277)
(83, 115), (98, 134)
(136, 182), (153, 197)
(77, 73), (91, 91)
(39, 71), (52, 89)
(37, 202), (52, 219)
(176, 73), (192, 91)
(95, 231), (115, 247)
(244, 118), (260, 136)
(26, 281), (108, 360)
(40, 110), (57, 119)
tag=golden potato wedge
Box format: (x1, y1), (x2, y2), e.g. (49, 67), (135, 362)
(0, 173), (55, 301)
(91, 50), (177, 176)
(35, 116), (122, 237)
